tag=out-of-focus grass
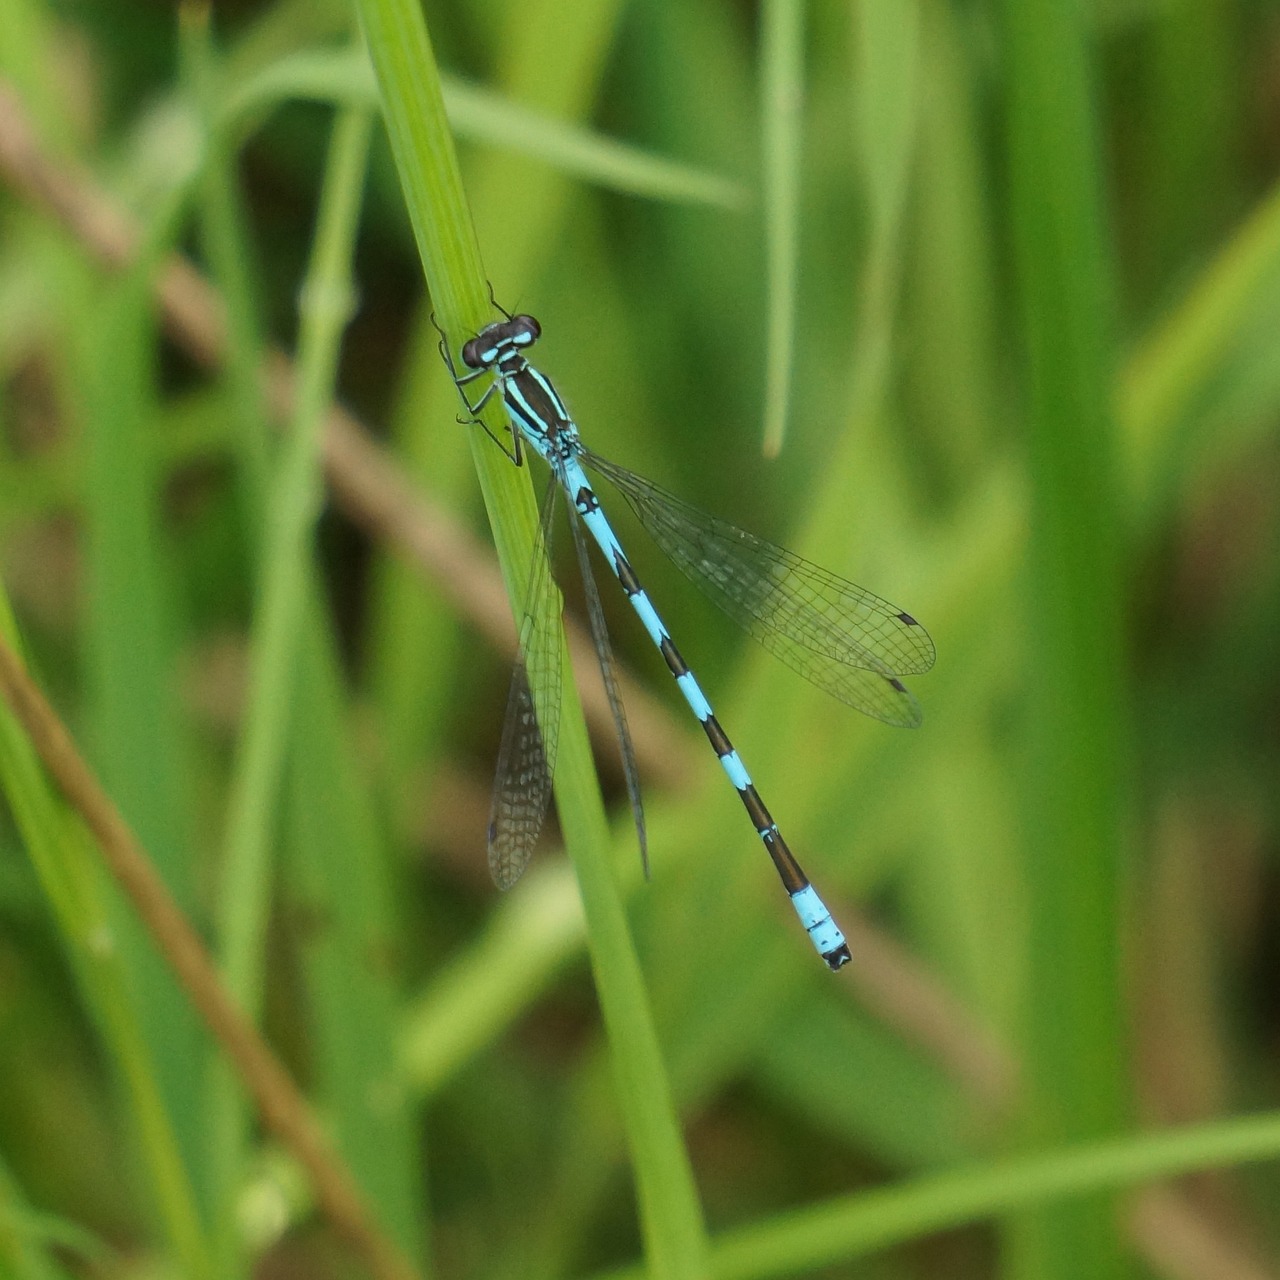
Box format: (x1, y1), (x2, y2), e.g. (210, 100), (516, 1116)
(1001, 4), (1129, 1278)
(0, 1), (1278, 1279)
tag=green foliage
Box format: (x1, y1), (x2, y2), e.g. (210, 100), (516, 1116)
(0, 1), (1278, 1279)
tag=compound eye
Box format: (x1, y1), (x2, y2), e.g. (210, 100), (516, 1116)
(461, 337), (486, 368)
(514, 315), (542, 344)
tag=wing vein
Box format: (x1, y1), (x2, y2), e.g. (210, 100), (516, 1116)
(582, 448), (934, 728)
(488, 474), (564, 888)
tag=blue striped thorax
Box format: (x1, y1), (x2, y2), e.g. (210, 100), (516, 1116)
(464, 316), (580, 465)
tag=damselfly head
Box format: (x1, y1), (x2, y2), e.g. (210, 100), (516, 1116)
(462, 314), (543, 369)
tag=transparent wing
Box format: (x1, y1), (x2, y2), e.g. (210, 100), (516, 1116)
(567, 499), (648, 878)
(489, 476), (564, 889)
(582, 448), (934, 728)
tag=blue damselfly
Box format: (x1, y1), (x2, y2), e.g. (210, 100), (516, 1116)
(443, 310), (933, 970)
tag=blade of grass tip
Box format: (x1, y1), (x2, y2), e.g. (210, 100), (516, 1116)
(218, 46), (747, 209)
(1000, 2), (1132, 1278)
(851, 0), (920, 406)
(352, 1), (708, 1272)
(759, 0), (803, 457)
(683, 0), (922, 938)
(207, 97), (375, 1260)
(908, 0), (998, 477)
(442, 73), (748, 210)
(760, 0), (921, 643)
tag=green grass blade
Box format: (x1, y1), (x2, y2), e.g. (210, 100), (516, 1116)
(906, 0), (998, 476)
(206, 95), (375, 1274)
(398, 863), (584, 1098)
(1120, 174), (1280, 520)
(73, 188), (213, 1258)
(710, 1112), (1280, 1279)
(368, 0), (627, 832)
(284, 621), (426, 1263)
(219, 46), (746, 209)
(1000, 1), (1131, 1276)
(214, 98), (372, 1039)
(755, 994), (971, 1170)
(853, 0), (920, 379)
(0, 9), (213, 1268)
(192, 25), (423, 1264)
(0, 588), (211, 1280)
(352, 0), (708, 1272)
(441, 72), (746, 209)
(445, 68), (747, 208)
(590, 1109), (1280, 1279)
(759, 0), (802, 456)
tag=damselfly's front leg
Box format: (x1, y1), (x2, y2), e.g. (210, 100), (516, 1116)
(433, 316), (524, 465)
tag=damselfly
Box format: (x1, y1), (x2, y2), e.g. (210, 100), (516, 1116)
(443, 309), (934, 970)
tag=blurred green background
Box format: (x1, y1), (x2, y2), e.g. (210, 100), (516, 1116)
(1, 0), (1279, 1278)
